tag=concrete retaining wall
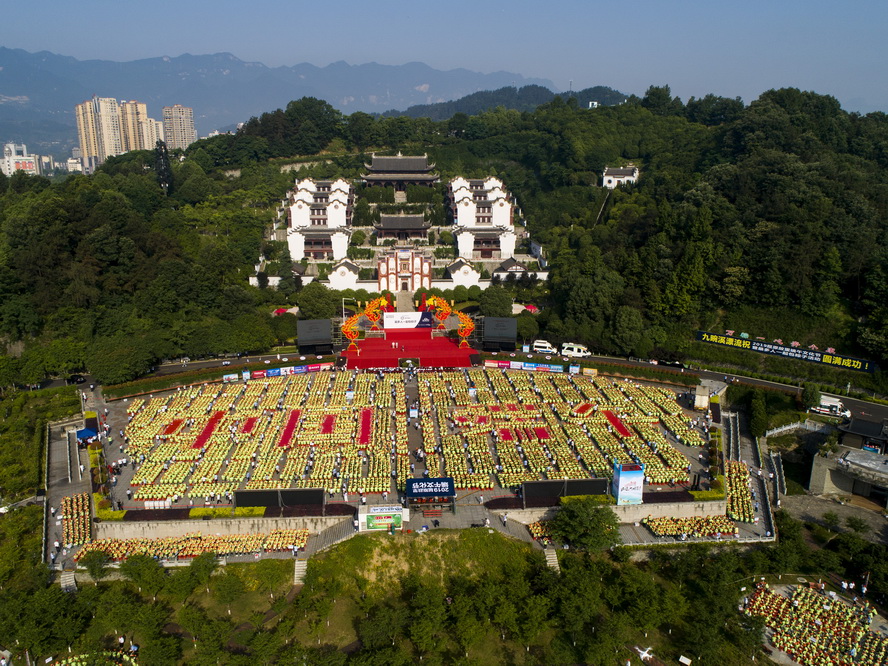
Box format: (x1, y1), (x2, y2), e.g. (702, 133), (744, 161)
(612, 500), (727, 523)
(95, 516), (346, 541)
(809, 454), (855, 495)
(497, 500), (727, 525)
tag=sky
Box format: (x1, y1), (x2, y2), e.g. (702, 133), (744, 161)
(3, 0), (887, 113)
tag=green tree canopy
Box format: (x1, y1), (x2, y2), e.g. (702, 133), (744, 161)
(550, 498), (622, 551)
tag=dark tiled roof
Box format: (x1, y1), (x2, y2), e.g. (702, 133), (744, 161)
(332, 259), (360, 272)
(496, 258), (526, 272)
(447, 258), (472, 272)
(368, 155), (432, 173)
(374, 214), (430, 230)
(840, 418), (888, 440)
(604, 167), (638, 177)
(363, 173), (438, 181)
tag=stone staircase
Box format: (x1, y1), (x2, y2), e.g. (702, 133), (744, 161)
(293, 558), (308, 585)
(394, 191), (407, 203)
(60, 570), (78, 592)
(544, 548), (560, 573)
(303, 519), (354, 557)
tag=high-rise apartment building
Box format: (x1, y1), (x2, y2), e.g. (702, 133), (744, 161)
(140, 120), (165, 152)
(162, 105), (197, 151)
(75, 96), (123, 172)
(118, 100), (149, 153)
(75, 96), (166, 173)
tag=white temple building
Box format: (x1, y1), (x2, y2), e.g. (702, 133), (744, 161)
(285, 178), (353, 260)
(449, 176), (516, 260)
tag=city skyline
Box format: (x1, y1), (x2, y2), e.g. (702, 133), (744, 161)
(1, 0), (886, 114)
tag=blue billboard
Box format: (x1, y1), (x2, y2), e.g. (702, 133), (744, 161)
(406, 477), (455, 498)
(612, 463), (645, 505)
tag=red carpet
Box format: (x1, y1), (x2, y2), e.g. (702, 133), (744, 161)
(342, 328), (477, 369)
(162, 419), (183, 436)
(241, 417), (258, 434)
(320, 414), (336, 434)
(358, 409), (373, 445)
(603, 411), (632, 438)
(276, 409), (302, 448)
(193, 411), (224, 449)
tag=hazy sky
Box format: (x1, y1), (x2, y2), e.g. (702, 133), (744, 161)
(4, 0), (886, 112)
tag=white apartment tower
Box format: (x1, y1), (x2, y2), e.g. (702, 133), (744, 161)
(162, 105), (197, 150)
(141, 120), (165, 151)
(118, 101), (151, 153)
(75, 96), (168, 172)
(75, 96), (122, 173)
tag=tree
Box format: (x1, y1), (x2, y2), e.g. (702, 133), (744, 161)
(749, 390), (768, 438)
(478, 286), (512, 317)
(822, 511), (840, 532)
(120, 554), (167, 601)
(802, 383), (821, 409)
(845, 516), (870, 535)
(154, 140), (174, 195)
(516, 312), (539, 342)
(80, 550), (110, 585)
(641, 85), (684, 116)
(212, 572), (245, 612)
(254, 559), (289, 600)
(611, 306), (645, 356)
(296, 281), (338, 320)
(550, 498), (621, 551)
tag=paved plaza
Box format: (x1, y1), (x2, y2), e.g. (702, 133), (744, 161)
(44, 369), (776, 567)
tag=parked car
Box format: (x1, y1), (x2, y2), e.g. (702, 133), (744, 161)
(532, 339), (558, 355)
(561, 343), (591, 358)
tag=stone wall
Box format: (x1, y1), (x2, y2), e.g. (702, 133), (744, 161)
(810, 453), (855, 495)
(496, 500), (727, 525)
(95, 516), (346, 541)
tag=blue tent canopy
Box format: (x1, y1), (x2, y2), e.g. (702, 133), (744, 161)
(76, 428), (98, 440)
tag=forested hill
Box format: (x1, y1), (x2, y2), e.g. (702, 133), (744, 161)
(1, 86), (887, 392)
(382, 84), (629, 120)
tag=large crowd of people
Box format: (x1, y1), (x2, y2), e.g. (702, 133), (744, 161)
(75, 528), (309, 561)
(61, 493), (91, 547)
(726, 460), (756, 523)
(642, 515), (738, 538)
(117, 369), (707, 505)
(745, 583), (887, 666)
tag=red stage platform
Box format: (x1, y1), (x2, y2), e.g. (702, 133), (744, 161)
(341, 328), (478, 369)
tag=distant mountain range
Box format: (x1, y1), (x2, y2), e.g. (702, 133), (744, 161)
(0, 47), (627, 158)
(386, 85), (629, 120)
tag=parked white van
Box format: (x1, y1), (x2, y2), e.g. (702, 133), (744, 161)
(561, 343), (590, 358)
(531, 339), (558, 355)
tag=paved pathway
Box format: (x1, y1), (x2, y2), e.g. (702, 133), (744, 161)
(781, 494), (888, 545)
(45, 414), (90, 570)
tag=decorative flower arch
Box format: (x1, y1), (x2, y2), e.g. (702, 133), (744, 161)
(426, 295), (474, 348)
(341, 296), (391, 350)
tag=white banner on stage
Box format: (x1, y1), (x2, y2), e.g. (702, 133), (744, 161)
(383, 312), (433, 329)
